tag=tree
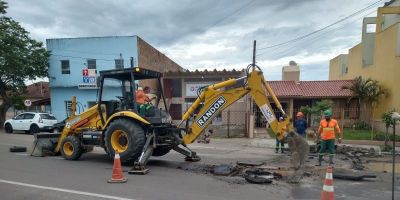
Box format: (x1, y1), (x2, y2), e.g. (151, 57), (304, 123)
(382, 109), (396, 151)
(341, 76), (388, 121)
(0, 0), (50, 126)
(300, 100), (334, 128)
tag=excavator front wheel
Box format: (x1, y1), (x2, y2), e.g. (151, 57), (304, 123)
(105, 118), (146, 165)
(61, 136), (83, 160)
(110, 130), (129, 153)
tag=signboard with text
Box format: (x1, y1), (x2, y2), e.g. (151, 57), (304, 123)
(185, 83), (211, 97)
(79, 68), (97, 89)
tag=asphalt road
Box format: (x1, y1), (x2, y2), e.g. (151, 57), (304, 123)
(0, 132), (288, 200)
(0, 131), (399, 200)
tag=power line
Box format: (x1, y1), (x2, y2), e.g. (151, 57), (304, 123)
(256, 0), (383, 51)
(256, 2), (382, 59)
(258, 8), (378, 59)
(205, 0), (257, 30)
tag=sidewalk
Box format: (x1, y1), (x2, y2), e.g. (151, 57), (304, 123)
(342, 139), (400, 147)
(206, 137), (400, 149)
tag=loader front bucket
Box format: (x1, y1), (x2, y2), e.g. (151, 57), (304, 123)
(286, 131), (309, 170)
(31, 133), (60, 157)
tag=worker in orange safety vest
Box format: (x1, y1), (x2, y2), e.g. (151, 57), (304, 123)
(316, 109), (342, 166)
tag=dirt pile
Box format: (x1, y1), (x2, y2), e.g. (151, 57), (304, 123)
(336, 145), (380, 170)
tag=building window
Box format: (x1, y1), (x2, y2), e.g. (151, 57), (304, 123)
(65, 100), (72, 117)
(61, 60), (70, 74)
(366, 24), (376, 33)
(115, 59), (124, 69)
(171, 79), (182, 97)
(87, 59), (96, 69)
(169, 104), (182, 120)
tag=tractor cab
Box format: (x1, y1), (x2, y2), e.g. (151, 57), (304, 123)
(97, 67), (170, 125)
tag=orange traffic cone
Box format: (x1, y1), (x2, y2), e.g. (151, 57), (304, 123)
(320, 165), (335, 200)
(107, 150), (127, 183)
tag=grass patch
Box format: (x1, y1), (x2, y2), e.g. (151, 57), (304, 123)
(342, 129), (373, 140)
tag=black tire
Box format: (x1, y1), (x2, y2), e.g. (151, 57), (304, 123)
(104, 118), (146, 165)
(29, 124), (40, 134)
(9, 146), (27, 152)
(152, 146), (171, 157)
(60, 135), (83, 160)
(4, 123), (13, 133)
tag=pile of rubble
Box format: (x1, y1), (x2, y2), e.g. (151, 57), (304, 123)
(336, 145), (380, 170)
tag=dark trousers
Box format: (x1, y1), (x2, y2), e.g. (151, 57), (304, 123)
(275, 138), (284, 151)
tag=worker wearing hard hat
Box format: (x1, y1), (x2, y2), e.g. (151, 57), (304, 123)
(316, 110), (342, 166)
(294, 112), (307, 137)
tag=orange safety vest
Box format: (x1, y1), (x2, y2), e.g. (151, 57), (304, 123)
(136, 90), (149, 104)
(318, 119), (341, 140)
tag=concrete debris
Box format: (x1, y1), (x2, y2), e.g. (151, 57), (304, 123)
(212, 164), (238, 176)
(333, 169), (376, 181)
(286, 132), (309, 169)
(197, 129), (212, 144)
(243, 168), (282, 184)
(336, 145), (382, 170)
(237, 161), (264, 167)
(9, 146), (27, 153)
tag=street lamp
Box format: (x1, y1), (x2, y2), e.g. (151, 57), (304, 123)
(390, 112), (399, 200)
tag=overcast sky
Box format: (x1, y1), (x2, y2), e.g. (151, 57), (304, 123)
(6, 0), (384, 81)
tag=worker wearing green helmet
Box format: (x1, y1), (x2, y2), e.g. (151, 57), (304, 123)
(316, 109), (343, 166)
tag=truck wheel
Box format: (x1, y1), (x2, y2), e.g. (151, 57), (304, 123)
(104, 118), (145, 165)
(152, 146), (171, 157)
(4, 123), (13, 133)
(61, 136), (83, 160)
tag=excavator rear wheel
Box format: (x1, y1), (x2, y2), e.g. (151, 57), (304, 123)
(104, 118), (145, 165)
(61, 135), (83, 160)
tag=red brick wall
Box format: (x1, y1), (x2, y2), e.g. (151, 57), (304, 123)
(137, 37), (183, 92)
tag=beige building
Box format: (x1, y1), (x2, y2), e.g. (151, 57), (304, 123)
(329, 1), (400, 130)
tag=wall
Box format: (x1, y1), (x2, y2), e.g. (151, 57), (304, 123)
(137, 37), (183, 91)
(362, 17), (376, 66)
(329, 21), (400, 130)
(372, 23), (400, 117)
(47, 36), (140, 120)
(382, 1), (400, 30)
(329, 54), (348, 79)
(47, 36), (139, 87)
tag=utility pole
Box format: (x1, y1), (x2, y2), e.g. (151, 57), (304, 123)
(252, 40), (256, 70)
(391, 112), (400, 200)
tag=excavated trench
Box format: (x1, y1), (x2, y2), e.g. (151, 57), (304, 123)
(178, 145), (398, 185)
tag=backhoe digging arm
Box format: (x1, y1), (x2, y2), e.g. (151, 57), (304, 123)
(178, 66), (308, 169)
(180, 67), (292, 145)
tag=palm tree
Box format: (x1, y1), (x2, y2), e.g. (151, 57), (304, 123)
(342, 76), (388, 126)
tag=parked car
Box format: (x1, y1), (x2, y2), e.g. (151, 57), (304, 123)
(3, 112), (58, 134)
(51, 118), (66, 133)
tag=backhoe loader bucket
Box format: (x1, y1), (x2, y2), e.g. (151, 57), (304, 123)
(286, 131), (309, 169)
(31, 133), (60, 157)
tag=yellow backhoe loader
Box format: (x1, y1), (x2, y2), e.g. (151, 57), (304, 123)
(32, 63), (309, 174)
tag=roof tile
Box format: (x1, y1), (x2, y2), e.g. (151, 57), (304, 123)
(266, 80), (353, 98)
